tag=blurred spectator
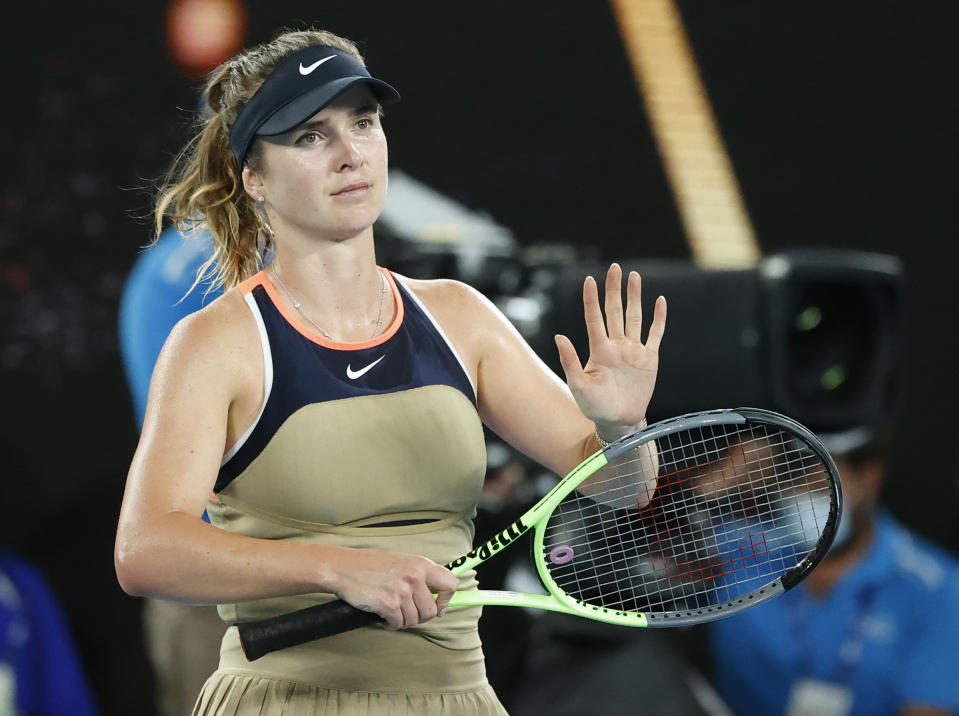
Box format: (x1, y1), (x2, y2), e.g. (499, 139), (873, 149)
(0, 550), (99, 715)
(118, 225), (220, 424)
(708, 425), (959, 716)
(117, 224), (225, 716)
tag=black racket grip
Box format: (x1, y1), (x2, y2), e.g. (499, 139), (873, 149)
(237, 600), (382, 661)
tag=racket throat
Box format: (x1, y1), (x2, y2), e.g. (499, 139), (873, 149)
(446, 517), (531, 571)
(449, 589), (650, 628)
(449, 589), (560, 611)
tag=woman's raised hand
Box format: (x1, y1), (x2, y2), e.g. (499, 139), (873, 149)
(554, 263), (667, 438)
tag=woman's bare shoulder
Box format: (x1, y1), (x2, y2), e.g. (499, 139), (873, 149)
(392, 273), (521, 367)
(395, 274), (494, 317)
(153, 285), (260, 387)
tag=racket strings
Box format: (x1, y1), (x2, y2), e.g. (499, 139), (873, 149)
(542, 423), (835, 615)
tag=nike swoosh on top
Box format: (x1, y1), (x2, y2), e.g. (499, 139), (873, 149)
(299, 55), (336, 75)
(346, 355), (386, 380)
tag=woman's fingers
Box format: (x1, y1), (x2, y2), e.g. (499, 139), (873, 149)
(396, 590), (419, 629)
(388, 590), (437, 630)
(592, 265), (663, 349)
(554, 334), (584, 386)
(624, 270), (643, 341)
(395, 561), (457, 628)
(596, 265), (653, 345)
(582, 275), (607, 350)
(645, 294), (668, 353)
(409, 584), (438, 626)
(426, 562), (459, 617)
(606, 265), (666, 350)
(604, 263), (625, 339)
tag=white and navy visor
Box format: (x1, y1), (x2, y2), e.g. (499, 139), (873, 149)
(229, 45), (400, 166)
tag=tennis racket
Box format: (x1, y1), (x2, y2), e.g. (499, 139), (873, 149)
(238, 407), (841, 660)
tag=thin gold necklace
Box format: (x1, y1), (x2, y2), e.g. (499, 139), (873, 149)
(271, 263), (387, 341)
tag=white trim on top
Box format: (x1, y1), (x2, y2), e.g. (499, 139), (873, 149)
(221, 292), (274, 466)
(394, 275), (478, 400)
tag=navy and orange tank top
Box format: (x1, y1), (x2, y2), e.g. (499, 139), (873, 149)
(206, 268), (488, 634)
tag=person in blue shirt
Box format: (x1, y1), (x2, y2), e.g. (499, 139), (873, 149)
(117, 225), (225, 716)
(119, 224), (220, 427)
(709, 425), (959, 716)
(0, 550), (99, 715)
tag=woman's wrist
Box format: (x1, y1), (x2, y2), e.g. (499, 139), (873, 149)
(308, 543), (350, 594)
(594, 418), (647, 448)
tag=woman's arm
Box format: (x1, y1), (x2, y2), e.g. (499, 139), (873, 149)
(114, 292), (457, 627)
(420, 263), (666, 482)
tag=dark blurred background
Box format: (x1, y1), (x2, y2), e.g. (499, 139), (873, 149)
(0, 1), (956, 713)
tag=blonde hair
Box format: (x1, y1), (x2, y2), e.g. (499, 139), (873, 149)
(153, 28), (366, 291)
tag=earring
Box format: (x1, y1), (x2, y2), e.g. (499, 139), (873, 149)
(257, 195), (265, 203)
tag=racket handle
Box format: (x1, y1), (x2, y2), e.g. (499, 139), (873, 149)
(237, 600), (381, 661)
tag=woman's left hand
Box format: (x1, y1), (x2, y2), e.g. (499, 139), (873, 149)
(554, 263), (667, 438)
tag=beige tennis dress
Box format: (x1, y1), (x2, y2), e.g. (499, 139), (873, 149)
(192, 271), (507, 715)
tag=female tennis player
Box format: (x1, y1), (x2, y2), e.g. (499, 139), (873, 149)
(114, 26), (666, 715)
